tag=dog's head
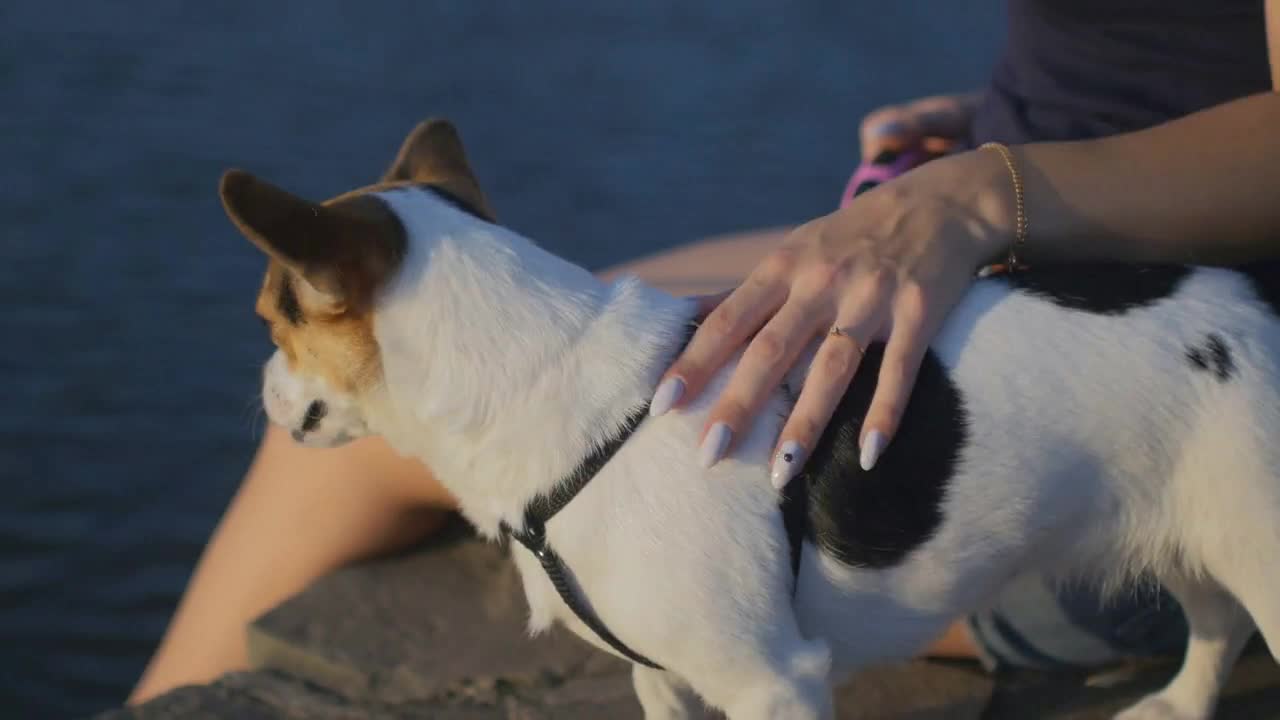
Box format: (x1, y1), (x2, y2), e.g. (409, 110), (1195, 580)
(220, 119), (494, 447)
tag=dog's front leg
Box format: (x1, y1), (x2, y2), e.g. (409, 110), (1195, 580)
(629, 628), (833, 720)
(633, 666), (712, 720)
(660, 635), (833, 720)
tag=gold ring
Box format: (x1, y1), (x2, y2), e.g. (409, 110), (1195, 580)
(828, 325), (865, 357)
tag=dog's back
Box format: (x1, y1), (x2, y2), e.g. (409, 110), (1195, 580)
(790, 262), (1280, 696)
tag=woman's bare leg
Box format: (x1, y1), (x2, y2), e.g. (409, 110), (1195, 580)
(598, 228), (791, 294)
(128, 426), (455, 702)
(130, 227), (972, 703)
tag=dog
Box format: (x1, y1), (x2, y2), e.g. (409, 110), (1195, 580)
(221, 118), (1280, 719)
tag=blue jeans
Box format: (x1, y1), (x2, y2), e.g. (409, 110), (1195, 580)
(966, 572), (1189, 670)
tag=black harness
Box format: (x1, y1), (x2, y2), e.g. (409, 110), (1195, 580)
(500, 328), (809, 670)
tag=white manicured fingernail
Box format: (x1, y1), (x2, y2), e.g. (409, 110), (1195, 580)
(649, 377), (685, 417)
(771, 441), (805, 489)
(699, 422), (732, 468)
(860, 430), (887, 471)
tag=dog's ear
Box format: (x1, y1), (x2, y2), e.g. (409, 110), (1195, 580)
(382, 118), (496, 222)
(219, 169), (405, 309)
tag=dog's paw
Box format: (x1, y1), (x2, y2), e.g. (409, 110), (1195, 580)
(1114, 694), (1209, 720)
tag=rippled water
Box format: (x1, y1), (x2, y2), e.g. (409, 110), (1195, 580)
(0, 2), (1000, 716)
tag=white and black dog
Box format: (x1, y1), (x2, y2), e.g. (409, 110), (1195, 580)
(221, 119), (1280, 719)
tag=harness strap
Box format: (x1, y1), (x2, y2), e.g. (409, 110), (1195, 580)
(503, 514), (664, 669)
(500, 322), (807, 670)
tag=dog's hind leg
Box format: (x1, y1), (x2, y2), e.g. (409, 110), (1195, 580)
(1114, 578), (1254, 720)
(1188, 461), (1280, 667)
(1215, 553), (1280, 670)
(632, 667), (712, 720)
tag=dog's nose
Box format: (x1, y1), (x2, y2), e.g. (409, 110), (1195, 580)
(301, 400), (328, 432)
(290, 400), (328, 442)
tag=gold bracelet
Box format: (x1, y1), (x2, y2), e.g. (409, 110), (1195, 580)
(979, 141), (1028, 270)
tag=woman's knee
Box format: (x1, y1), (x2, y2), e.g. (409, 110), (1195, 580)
(963, 573), (1187, 671)
(599, 227), (790, 296)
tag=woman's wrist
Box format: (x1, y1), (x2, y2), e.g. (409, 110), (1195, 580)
(927, 147), (1021, 269)
(960, 93), (1280, 269)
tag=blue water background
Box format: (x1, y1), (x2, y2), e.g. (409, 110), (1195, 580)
(0, 2), (1002, 716)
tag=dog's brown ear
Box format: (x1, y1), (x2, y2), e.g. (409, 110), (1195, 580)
(220, 169), (405, 307)
(382, 118), (496, 221)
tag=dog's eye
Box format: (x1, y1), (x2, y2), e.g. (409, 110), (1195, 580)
(258, 316), (271, 331)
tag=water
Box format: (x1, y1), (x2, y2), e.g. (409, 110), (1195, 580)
(0, 2), (1002, 716)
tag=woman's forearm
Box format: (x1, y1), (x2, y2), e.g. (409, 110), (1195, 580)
(1003, 91), (1280, 267)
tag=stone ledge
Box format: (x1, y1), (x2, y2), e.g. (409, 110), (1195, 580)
(104, 518), (1280, 718)
(242, 519), (993, 719)
(94, 669), (513, 720)
(244, 519), (615, 707)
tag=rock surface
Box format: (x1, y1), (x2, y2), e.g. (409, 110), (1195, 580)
(241, 519), (992, 719)
(95, 670), (496, 720)
(100, 519), (1280, 719)
(984, 644), (1280, 719)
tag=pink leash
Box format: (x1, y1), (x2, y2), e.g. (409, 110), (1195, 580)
(838, 147), (936, 207)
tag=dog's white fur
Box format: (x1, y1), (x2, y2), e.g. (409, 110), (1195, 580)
(263, 186), (1280, 720)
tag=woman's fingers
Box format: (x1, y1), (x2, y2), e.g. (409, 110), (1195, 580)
(650, 251), (793, 417)
(690, 289), (732, 318)
(698, 296), (831, 467)
(858, 286), (934, 471)
(649, 136), (987, 486)
(769, 287), (888, 488)
(906, 94), (980, 140)
(860, 106), (919, 161)
(859, 94), (977, 161)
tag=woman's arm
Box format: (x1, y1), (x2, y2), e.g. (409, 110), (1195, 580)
(658, 15), (1280, 486)
(1269, 0), (1280, 88)
(984, 1), (1280, 267)
(1001, 90), (1280, 267)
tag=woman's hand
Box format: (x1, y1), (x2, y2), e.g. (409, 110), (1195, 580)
(859, 92), (981, 161)
(649, 149), (1014, 488)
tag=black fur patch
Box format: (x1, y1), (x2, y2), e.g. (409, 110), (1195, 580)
(1002, 264), (1190, 315)
(278, 275), (304, 325)
(801, 346), (967, 569)
(1186, 333), (1236, 382)
(1238, 260), (1280, 319)
(777, 380), (808, 583)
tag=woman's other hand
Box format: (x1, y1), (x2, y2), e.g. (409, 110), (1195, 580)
(859, 92), (981, 161)
(650, 146), (1014, 489)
